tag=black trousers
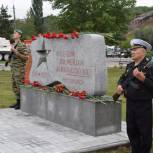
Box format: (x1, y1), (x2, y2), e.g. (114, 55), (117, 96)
(126, 99), (152, 153)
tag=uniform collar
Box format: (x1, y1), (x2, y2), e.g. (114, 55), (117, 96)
(132, 57), (148, 68)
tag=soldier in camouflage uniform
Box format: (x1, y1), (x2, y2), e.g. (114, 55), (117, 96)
(9, 29), (29, 109)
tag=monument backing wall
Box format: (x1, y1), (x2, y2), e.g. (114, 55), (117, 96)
(29, 34), (107, 95)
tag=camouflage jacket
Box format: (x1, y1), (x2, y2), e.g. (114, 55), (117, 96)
(10, 41), (29, 74)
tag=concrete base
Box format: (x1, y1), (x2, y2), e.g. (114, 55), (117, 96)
(21, 86), (121, 136)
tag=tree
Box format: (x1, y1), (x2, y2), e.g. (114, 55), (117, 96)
(31, 0), (44, 33)
(43, 15), (60, 33)
(15, 10), (37, 39)
(134, 26), (153, 50)
(48, 0), (136, 34)
(0, 5), (13, 39)
(15, 12), (61, 39)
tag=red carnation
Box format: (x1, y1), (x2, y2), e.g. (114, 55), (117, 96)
(71, 33), (75, 39)
(32, 81), (41, 87)
(79, 95), (86, 100)
(32, 35), (37, 41)
(52, 32), (57, 38)
(63, 34), (69, 39)
(72, 31), (79, 38)
(46, 32), (51, 39)
(58, 32), (64, 38)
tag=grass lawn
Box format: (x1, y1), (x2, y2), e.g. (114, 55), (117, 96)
(107, 67), (126, 121)
(0, 71), (15, 107)
(0, 60), (5, 64)
(0, 68), (153, 153)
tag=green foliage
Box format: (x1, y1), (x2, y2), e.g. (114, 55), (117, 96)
(16, 14), (60, 39)
(48, 0), (136, 34)
(15, 11), (37, 39)
(0, 5), (13, 39)
(134, 26), (153, 50)
(104, 33), (119, 45)
(31, 0), (44, 33)
(146, 51), (153, 59)
(120, 34), (134, 49)
(43, 15), (60, 33)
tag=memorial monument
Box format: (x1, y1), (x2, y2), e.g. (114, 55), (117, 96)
(21, 32), (121, 136)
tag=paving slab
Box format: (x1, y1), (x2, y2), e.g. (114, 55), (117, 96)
(0, 109), (129, 153)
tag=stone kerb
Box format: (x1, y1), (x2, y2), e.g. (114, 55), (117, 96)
(21, 87), (121, 136)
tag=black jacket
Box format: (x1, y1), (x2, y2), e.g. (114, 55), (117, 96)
(118, 57), (153, 100)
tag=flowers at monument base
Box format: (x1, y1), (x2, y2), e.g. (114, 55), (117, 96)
(31, 81), (42, 87)
(69, 90), (87, 100)
(28, 81), (49, 90)
(24, 81), (114, 102)
(24, 80), (87, 100)
(53, 84), (65, 93)
(86, 95), (114, 104)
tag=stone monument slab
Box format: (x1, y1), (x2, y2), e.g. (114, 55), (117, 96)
(29, 34), (107, 95)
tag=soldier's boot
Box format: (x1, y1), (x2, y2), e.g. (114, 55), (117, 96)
(9, 101), (18, 108)
(9, 99), (19, 108)
(14, 99), (20, 110)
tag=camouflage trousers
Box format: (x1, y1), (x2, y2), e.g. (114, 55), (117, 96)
(11, 68), (25, 100)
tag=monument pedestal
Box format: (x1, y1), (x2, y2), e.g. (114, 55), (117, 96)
(21, 86), (121, 136)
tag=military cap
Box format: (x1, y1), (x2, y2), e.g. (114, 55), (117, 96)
(130, 39), (152, 51)
(14, 29), (23, 35)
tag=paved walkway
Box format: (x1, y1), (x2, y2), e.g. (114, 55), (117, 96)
(0, 108), (129, 153)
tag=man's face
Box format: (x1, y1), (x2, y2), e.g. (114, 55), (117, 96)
(131, 47), (146, 61)
(12, 31), (21, 39)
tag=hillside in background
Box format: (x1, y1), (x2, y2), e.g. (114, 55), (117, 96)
(129, 6), (153, 30)
(131, 6), (153, 17)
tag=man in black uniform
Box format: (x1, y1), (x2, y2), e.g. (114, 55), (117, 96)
(116, 39), (153, 153)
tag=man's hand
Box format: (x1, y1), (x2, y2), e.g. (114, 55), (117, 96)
(116, 85), (124, 94)
(133, 68), (145, 82)
(11, 45), (19, 55)
(112, 85), (124, 101)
